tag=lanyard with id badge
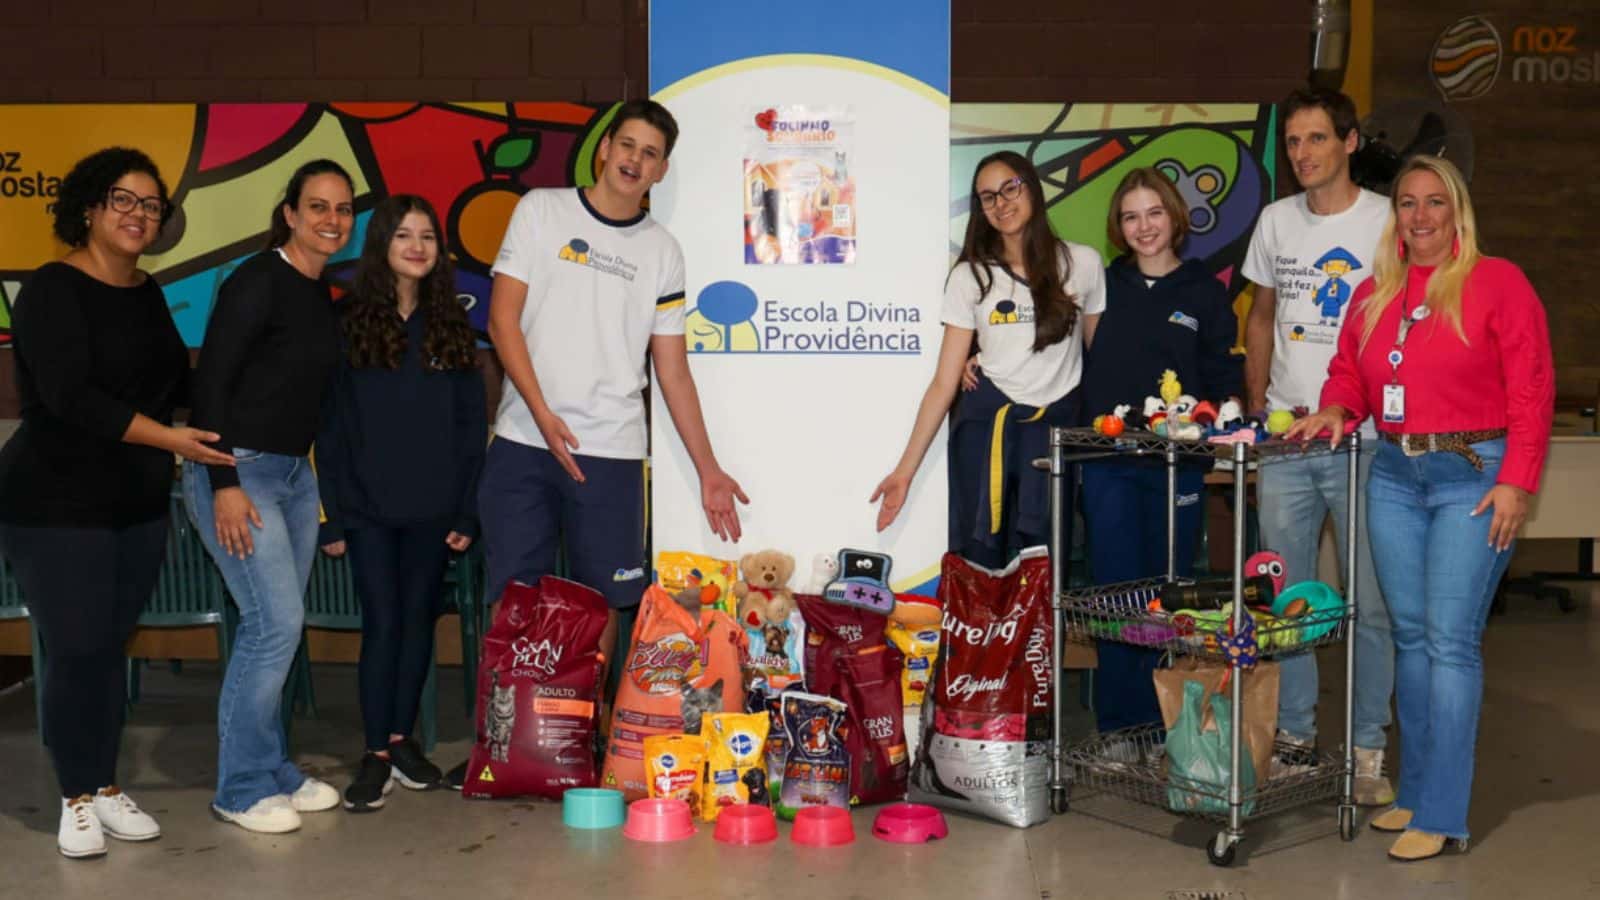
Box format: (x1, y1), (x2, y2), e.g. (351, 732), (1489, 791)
(1384, 283), (1429, 423)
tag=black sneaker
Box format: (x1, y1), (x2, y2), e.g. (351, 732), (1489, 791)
(387, 738), (444, 790)
(343, 753), (395, 812)
(445, 759), (468, 792)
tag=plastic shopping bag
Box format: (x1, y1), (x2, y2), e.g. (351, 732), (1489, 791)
(1165, 680), (1256, 816)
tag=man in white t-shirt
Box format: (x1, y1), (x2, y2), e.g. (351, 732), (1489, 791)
(1242, 88), (1393, 805)
(479, 99), (747, 676)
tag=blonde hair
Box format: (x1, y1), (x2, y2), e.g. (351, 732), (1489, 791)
(1358, 155), (1480, 350)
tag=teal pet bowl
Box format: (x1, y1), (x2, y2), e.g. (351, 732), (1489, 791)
(1272, 581), (1345, 641)
(563, 788), (625, 830)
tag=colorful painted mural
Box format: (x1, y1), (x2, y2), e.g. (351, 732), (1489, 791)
(0, 101), (619, 346)
(950, 103), (1278, 346)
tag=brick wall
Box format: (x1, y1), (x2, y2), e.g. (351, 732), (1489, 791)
(1, 1), (1308, 105)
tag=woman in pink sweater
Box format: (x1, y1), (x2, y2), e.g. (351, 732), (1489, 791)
(1290, 155), (1554, 861)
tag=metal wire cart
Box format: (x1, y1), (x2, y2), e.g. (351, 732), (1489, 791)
(1042, 427), (1362, 866)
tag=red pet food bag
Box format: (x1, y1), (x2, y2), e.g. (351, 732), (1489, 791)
(601, 585), (747, 801)
(909, 548), (1054, 827)
(797, 594), (889, 698)
(462, 577), (609, 799)
(836, 645), (909, 806)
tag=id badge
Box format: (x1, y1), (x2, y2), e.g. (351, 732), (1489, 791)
(1382, 384), (1406, 423)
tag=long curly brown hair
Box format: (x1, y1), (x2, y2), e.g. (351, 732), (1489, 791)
(342, 195), (477, 371)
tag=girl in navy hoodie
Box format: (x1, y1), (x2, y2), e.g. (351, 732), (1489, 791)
(1081, 167), (1241, 736)
(316, 195), (487, 811)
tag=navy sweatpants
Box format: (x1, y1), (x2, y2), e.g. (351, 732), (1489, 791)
(1081, 461), (1205, 733)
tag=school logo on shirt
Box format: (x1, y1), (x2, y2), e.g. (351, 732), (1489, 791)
(556, 237), (638, 281)
(986, 299), (1033, 326)
(1309, 247), (1363, 325)
(1168, 310), (1200, 331)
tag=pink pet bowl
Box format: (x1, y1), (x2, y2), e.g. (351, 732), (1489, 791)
(621, 798), (696, 842)
(713, 804), (779, 845)
(871, 803), (949, 843)
(790, 805), (855, 847)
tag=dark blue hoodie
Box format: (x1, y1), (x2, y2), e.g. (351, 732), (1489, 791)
(1082, 256), (1242, 420)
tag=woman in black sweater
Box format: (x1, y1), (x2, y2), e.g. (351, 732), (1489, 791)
(1080, 167), (1241, 737)
(182, 159), (351, 834)
(0, 147), (234, 858)
(315, 195), (486, 811)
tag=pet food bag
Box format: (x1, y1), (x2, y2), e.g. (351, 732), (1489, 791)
(886, 620), (941, 758)
(798, 594), (889, 698)
(776, 691), (851, 820)
(909, 549), (1054, 828)
(742, 612), (804, 695)
(762, 694), (789, 802)
(463, 577), (609, 799)
(601, 585), (747, 801)
(701, 712), (771, 820)
(836, 646), (909, 806)
(656, 550), (737, 616)
(644, 733), (710, 812)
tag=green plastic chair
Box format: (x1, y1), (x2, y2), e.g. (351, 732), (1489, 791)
(0, 553), (46, 744)
(287, 550), (442, 753)
(128, 496), (234, 702)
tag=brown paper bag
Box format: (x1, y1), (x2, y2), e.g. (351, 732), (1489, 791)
(1154, 659), (1279, 782)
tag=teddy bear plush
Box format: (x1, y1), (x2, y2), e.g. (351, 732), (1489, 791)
(733, 550), (797, 629)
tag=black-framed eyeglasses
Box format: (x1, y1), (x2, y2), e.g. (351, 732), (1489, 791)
(105, 186), (168, 220)
(977, 177), (1025, 209)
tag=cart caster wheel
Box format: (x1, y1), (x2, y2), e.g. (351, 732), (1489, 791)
(1339, 805), (1356, 841)
(1207, 833), (1237, 867)
(1051, 787), (1070, 815)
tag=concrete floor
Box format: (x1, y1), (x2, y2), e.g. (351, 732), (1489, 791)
(2, 582), (1597, 900)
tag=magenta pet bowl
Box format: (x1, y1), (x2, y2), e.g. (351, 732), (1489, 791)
(871, 803), (949, 843)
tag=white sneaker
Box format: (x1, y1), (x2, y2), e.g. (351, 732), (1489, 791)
(212, 795), (302, 834)
(93, 786), (161, 841)
(58, 795), (107, 859)
(289, 777), (340, 813)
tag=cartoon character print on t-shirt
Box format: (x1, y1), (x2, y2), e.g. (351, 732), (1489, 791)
(1274, 244), (1367, 346)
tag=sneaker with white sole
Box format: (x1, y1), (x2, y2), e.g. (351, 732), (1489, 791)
(343, 754), (395, 812)
(93, 786), (161, 841)
(387, 738), (443, 790)
(1354, 746), (1397, 806)
(289, 776), (340, 812)
(212, 795), (301, 833)
(58, 795), (107, 859)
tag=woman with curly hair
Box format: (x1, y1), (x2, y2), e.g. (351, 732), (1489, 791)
(314, 195), (486, 811)
(0, 147), (235, 858)
(184, 159), (352, 833)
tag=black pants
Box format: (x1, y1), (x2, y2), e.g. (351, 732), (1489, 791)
(346, 521), (452, 752)
(0, 518), (168, 797)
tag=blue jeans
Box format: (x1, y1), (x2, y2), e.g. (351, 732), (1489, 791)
(1258, 448), (1393, 749)
(1368, 438), (1512, 840)
(183, 450), (319, 813)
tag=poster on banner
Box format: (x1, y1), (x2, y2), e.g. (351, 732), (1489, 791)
(743, 105), (856, 265)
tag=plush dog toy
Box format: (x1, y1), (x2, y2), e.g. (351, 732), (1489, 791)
(733, 550), (797, 630)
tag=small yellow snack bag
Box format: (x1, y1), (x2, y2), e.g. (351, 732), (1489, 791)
(886, 621), (941, 709)
(644, 734), (710, 814)
(656, 551), (738, 616)
(701, 712), (771, 821)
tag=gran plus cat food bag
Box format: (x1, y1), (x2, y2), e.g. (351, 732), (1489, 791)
(836, 646), (908, 806)
(776, 691), (851, 820)
(701, 712), (771, 820)
(463, 577), (608, 799)
(644, 733), (710, 812)
(602, 585), (747, 801)
(909, 549), (1054, 827)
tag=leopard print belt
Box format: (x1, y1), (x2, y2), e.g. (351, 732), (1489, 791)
(1380, 428), (1508, 471)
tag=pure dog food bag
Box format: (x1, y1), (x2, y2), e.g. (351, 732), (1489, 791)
(463, 577), (609, 800)
(701, 712), (771, 820)
(602, 585), (748, 801)
(776, 691), (851, 820)
(644, 733), (710, 812)
(909, 549), (1054, 827)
